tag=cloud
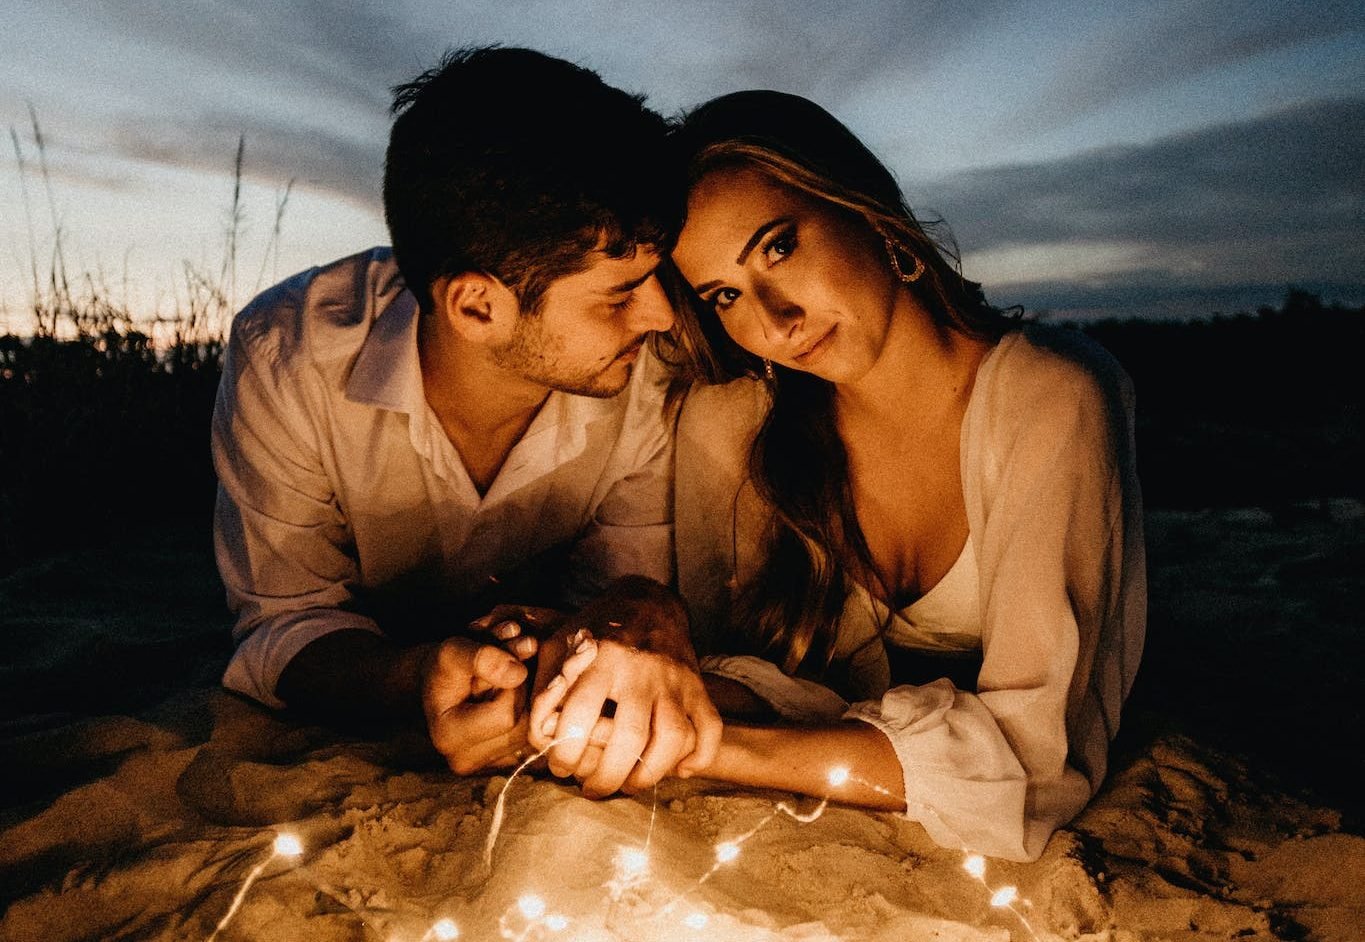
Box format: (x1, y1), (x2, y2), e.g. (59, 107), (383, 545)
(5, 0), (1362, 322)
(998, 0), (1365, 136)
(104, 109), (385, 208)
(924, 96), (1365, 296)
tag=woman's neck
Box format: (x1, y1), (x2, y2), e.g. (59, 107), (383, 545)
(834, 293), (988, 432)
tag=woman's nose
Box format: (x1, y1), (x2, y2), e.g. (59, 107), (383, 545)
(752, 281), (804, 341)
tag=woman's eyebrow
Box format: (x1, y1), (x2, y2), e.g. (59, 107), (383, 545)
(736, 217), (793, 266)
(691, 216), (794, 296)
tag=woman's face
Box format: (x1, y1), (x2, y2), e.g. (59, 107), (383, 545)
(671, 165), (902, 384)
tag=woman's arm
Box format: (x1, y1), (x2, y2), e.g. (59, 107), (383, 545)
(694, 721), (907, 813)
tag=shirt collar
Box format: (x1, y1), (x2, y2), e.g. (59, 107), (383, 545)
(345, 289), (425, 414)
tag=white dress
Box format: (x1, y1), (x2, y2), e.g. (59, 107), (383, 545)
(675, 325), (1146, 861)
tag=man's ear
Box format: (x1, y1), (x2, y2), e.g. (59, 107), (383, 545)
(435, 272), (519, 341)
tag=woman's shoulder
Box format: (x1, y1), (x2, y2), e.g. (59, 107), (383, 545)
(976, 323), (1135, 426)
(988, 324), (1129, 396)
(677, 376), (772, 453)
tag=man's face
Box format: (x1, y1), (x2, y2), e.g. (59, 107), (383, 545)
(492, 248), (674, 398)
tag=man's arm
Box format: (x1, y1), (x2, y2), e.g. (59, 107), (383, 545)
(213, 296), (530, 772)
(278, 629), (536, 773)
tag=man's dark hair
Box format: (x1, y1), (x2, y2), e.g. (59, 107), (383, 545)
(383, 46), (676, 315)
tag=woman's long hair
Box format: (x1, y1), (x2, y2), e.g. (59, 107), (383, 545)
(663, 91), (1017, 676)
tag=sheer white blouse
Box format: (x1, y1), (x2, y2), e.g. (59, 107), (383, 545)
(676, 325), (1146, 861)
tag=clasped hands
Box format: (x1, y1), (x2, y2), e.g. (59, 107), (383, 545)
(420, 581), (721, 798)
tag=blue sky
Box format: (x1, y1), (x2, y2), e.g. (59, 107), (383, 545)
(1, 0), (1362, 328)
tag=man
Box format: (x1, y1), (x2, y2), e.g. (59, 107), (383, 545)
(212, 46), (718, 796)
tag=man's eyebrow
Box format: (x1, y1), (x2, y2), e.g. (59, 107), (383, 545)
(692, 216), (793, 296)
(606, 269), (656, 295)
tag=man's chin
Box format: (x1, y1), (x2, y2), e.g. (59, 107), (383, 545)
(553, 361), (633, 399)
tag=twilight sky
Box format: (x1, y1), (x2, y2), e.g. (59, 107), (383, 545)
(2, 0), (1362, 330)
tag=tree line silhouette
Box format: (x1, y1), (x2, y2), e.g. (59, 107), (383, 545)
(0, 290), (1360, 575)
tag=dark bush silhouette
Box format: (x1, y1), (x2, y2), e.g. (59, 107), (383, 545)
(0, 290), (1360, 575)
(1080, 290), (1363, 509)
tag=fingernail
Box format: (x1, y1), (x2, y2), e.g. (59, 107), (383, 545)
(494, 621), (520, 640)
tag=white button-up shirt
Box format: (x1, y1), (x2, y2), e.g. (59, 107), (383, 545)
(213, 248), (674, 708)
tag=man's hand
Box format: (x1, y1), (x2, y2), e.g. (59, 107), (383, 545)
(276, 628), (538, 774)
(526, 577), (721, 798)
(421, 636), (535, 775)
(468, 604), (565, 644)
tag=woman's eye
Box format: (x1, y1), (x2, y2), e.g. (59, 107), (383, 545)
(712, 287), (741, 311)
(764, 229), (796, 264)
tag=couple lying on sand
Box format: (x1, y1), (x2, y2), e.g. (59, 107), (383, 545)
(212, 46), (1144, 864)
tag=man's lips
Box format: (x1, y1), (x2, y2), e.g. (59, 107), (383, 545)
(614, 337), (645, 363)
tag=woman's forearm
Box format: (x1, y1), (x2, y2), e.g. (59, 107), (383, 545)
(697, 721), (907, 813)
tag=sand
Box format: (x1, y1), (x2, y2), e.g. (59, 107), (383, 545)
(1, 505), (1363, 941)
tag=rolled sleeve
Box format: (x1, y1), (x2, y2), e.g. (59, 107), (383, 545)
(844, 681), (1032, 860)
(212, 297), (377, 708)
(701, 654), (850, 723)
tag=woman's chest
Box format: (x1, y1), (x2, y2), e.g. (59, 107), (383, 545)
(845, 424), (968, 606)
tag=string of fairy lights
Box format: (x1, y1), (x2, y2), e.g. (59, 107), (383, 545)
(203, 631), (1043, 941)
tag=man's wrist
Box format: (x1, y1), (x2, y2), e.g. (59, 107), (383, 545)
(277, 630), (436, 723)
(593, 575), (695, 665)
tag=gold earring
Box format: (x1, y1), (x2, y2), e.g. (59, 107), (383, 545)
(885, 238), (925, 283)
(763, 359), (775, 381)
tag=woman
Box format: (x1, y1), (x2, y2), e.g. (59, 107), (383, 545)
(663, 91), (1146, 862)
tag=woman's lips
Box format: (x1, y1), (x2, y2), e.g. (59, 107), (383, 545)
(793, 324), (837, 365)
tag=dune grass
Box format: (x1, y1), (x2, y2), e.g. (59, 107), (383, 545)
(0, 117), (278, 575)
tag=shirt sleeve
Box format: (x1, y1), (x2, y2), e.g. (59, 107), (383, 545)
(700, 654), (851, 722)
(844, 356), (1145, 862)
(212, 300), (381, 709)
(562, 350), (676, 603)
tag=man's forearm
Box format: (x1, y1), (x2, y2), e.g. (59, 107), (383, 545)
(275, 629), (433, 722)
(587, 575), (696, 664)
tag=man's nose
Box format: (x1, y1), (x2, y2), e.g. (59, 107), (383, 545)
(627, 275), (675, 333)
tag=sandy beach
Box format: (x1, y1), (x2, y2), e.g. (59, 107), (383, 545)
(2, 504), (1362, 941)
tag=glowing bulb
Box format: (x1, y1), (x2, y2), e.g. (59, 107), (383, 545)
(517, 894), (546, 920)
(565, 724), (587, 740)
(273, 834), (303, 857)
(615, 846), (650, 878)
(715, 841), (740, 863)
(990, 886), (1018, 907)
(432, 918), (460, 940)
(827, 766), (850, 787)
(683, 912), (709, 929)
(544, 914), (569, 931)
(963, 854), (986, 878)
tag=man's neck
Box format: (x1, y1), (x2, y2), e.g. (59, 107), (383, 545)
(418, 313), (549, 495)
